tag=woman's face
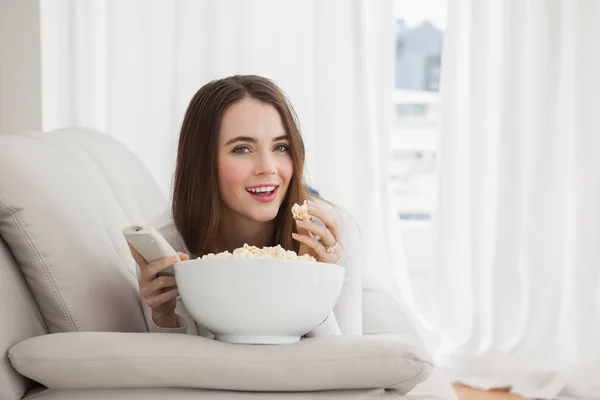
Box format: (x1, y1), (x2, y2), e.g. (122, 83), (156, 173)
(218, 97), (294, 223)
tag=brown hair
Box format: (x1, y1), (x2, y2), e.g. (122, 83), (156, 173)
(172, 75), (309, 257)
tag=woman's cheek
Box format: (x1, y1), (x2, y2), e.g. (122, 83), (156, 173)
(219, 159), (248, 190)
(280, 158), (294, 184)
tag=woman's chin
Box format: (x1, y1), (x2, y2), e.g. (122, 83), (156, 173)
(246, 206), (280, 222)
(250, 211), (279, 222)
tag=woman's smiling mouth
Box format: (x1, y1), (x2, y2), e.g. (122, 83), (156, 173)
(246, 185), (279, 202)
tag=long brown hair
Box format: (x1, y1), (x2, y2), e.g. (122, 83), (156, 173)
(172, 75), (309, 257)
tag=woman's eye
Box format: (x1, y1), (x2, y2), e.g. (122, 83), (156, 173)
(232, 146), (250, 154)
(274, 144), (289, 152)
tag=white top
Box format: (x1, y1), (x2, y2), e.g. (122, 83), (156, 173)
(139, 198), (363, 338)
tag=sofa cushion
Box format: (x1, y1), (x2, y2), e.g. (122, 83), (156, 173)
(0, 129), (166, 333)
(9, 332), (433, 394)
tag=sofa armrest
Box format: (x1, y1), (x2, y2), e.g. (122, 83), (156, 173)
(362, 277), (459, 400)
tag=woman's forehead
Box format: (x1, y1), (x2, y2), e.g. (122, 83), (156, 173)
(219, 98), (286, 143)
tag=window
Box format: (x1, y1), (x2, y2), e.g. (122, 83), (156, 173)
(390, 0), (446, 321)
(391, 0), (445, 226)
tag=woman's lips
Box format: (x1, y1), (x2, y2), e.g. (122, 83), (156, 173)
(246, 186), (279, 203)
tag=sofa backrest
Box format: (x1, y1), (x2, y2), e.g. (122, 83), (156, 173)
(0, 128), (175, 397)
(0, 128), (170, 334)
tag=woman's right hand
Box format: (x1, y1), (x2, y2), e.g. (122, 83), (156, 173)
(128, 245), (190, 323)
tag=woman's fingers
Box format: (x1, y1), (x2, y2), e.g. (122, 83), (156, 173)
(145, 288), (180, 309)
(139, 275), (177, 298)
(138, 252), (189, 291)
(138, 254), (183, 283)
(296, 220), (336, 247)
(292, 200), (345, 263)
(292, 232), (337, 263)
(307, 201), (342, 240)
(136, 251), (189, 314)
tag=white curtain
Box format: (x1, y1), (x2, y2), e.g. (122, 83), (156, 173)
(40, 0), (410, 292)
(434, 0), (600, 398)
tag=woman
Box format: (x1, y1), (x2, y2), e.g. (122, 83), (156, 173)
(129, 75), (362, 337)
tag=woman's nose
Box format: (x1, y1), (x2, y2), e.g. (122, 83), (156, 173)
(253, 153), (276, 175)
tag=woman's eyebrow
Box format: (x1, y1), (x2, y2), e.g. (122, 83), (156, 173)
(225, 135), (288, 146)
(225, 136), (256, 146)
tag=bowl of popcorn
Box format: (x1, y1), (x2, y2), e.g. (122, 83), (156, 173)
(173, 201), (345, 345)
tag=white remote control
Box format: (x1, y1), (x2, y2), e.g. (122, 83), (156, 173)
(122, 225), (179, 276)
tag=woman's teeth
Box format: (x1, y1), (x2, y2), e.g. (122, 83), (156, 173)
(246, 186), (276, 194)
(247, 186), (276, 197)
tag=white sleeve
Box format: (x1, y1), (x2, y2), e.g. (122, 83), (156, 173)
(309, 199), (363, 335)
(304, 311), (342, 337)
(146, 308), (190, 334)
(331, 207), (363, 335)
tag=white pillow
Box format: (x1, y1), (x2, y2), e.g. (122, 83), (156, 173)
(9, 332), (433, 394)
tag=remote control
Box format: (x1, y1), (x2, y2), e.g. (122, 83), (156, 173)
(122, 225), (179, 276)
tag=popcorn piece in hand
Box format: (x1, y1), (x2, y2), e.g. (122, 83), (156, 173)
(292, 200), (313, 222)
(201, 243), (316, 262)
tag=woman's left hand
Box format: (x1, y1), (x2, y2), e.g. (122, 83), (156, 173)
(293, 201), (343, 263)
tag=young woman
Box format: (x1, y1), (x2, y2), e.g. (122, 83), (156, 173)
(129, 75), (362, 338)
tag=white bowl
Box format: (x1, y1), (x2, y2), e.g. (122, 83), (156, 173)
(173, 258), (345, 345)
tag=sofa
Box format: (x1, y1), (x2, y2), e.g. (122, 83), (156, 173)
(0, 128), (458, 399)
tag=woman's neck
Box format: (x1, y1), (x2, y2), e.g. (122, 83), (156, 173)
(213, 210), (275, 254)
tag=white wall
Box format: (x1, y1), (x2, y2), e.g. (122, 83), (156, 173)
(0, 0), (42, 133)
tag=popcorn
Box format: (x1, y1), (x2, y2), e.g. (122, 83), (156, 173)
(292, 200), (312, 222)
(200, 201), (318, 262)
(201, 243), (316, 262)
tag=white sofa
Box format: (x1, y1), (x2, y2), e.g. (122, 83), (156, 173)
(0, 128), (458, 400)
